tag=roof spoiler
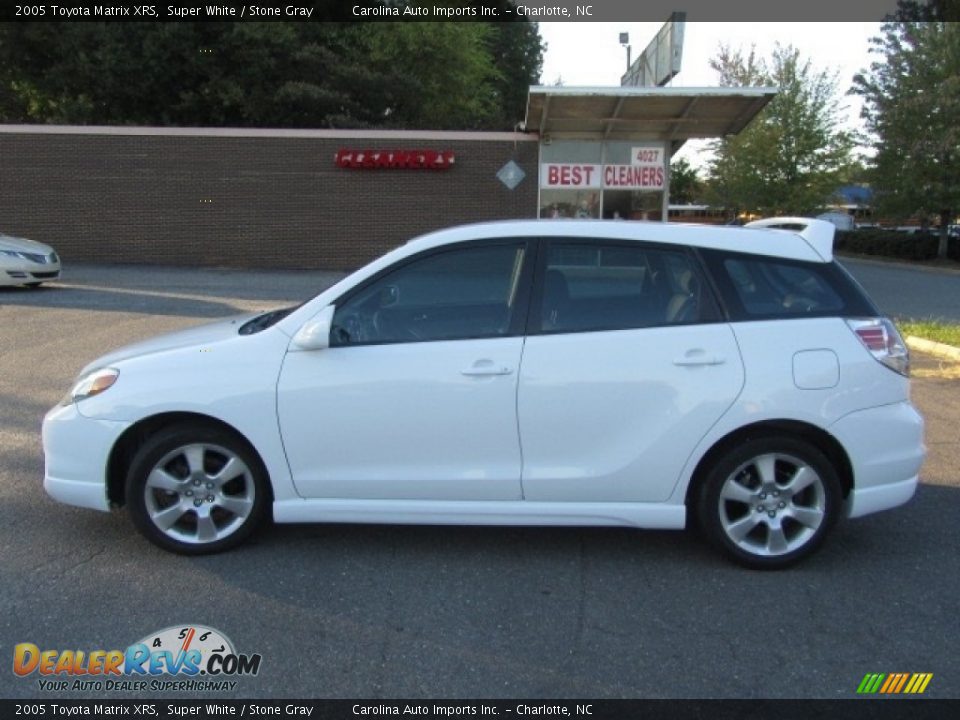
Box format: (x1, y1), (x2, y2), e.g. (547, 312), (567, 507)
(744, 217), (835, 261)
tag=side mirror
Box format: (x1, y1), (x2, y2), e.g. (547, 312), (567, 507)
(291, 305), (335, 351)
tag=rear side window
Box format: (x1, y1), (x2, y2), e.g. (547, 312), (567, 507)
(537, 241), (718, 333)
(701, 249), (877, 320)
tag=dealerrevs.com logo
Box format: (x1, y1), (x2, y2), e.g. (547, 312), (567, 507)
(13, 625), (262, 692)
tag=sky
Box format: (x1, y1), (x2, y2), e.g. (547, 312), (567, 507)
(537, 22), (883, 165)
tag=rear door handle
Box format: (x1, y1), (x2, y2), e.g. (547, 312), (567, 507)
(461, 360), (513, 376)
(673, 351), (726, 367)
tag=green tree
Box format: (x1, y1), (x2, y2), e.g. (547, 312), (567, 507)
(361, 23), (503, 130)
(852, 19), (960, 258)
(0, 23), (369, 126)
(705, 44), (854, 218)
(0, 21), (542, 130)
(485, 19), (544, 129)
(890, 0), (960, 21)
(668, 157), (704, 205)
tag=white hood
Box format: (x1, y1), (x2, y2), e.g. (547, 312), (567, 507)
(80, 313), (259, 375)
(0, 233), (55, 254)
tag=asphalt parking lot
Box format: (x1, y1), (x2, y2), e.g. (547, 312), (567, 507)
(1, 262), (958, 700)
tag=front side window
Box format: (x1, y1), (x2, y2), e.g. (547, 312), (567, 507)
(537, 242), (713, 333)
(331, 243), (528, 346)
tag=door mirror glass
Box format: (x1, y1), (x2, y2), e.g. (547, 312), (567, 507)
(292, 305), (335, 351)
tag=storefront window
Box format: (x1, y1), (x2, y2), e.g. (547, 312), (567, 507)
(539, 141), (603, 218)
(540, 141), (603, 165)
(540, 189), (601, 219)
(603, 190), (663, 221)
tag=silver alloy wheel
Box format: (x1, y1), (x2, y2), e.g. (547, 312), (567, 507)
(143, 442), (256, 545)
(717, 452), (827, 557)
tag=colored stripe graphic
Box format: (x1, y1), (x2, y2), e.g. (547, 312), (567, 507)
(857, 673), (885, 694)
(907, 673), (933, 694)
(857, 672), (932, 694)
(890, 673), (909, 693)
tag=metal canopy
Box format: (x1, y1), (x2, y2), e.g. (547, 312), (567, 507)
(525, 86), (777, 144)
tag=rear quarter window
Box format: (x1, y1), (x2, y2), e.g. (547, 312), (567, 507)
(700, 249), (877, 320)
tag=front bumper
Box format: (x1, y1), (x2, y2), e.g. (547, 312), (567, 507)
(1, 261), (61, 285)
(830, 401), (926, 519)
(42, 401), (130, 512)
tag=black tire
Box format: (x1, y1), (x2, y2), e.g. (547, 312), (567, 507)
(696, 436), (841, 569)
(125, 423), (269, 555)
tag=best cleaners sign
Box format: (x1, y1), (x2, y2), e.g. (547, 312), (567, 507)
(540, 145), (665, 191)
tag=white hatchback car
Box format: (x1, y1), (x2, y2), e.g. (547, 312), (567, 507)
(42, 218), (924, 568)
(1, 231), (61, 287)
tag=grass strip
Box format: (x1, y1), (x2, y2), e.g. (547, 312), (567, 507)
(897, 319), (960, 347)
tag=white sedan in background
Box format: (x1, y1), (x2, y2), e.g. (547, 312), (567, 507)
(1, 231), (61, 287)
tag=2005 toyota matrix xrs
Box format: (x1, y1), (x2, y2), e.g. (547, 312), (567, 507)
(42, 218), (925, 568)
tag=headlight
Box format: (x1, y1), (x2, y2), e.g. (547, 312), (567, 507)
(68, 368), (120, 403)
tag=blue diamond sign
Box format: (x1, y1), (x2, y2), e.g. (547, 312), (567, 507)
(496, 160), (526, 190)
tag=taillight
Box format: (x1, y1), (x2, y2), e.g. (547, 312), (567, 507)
(846, 318), (910, 376)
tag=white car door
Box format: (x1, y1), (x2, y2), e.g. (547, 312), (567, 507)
(518, 239), (745, 503)
(277, 241), (533, 501)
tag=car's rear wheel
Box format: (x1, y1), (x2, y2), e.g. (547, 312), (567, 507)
(125, 423), (269, 554)
(697, 437), (841, 569)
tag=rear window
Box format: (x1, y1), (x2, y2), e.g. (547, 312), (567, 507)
(701, 250), (877, 320)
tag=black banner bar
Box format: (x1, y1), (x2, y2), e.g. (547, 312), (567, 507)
(1, 699), (957, 720)
(0, 0), (905, 23)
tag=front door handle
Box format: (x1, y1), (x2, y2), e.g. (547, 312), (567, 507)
(673, 350), (726, 367)
(461, 360), (513, 377)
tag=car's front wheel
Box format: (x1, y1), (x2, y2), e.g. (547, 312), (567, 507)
(696, 437), (841, 569)
(125, 423), (269, 554)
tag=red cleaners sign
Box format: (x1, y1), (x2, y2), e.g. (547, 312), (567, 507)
(335, 149), (456, 170)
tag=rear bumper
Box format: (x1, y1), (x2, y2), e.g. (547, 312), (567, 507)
(846, 475), (918, 518)
(830, 401), (925, 519)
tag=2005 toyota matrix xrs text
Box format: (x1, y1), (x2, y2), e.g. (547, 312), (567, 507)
(42, 218), (925, 568)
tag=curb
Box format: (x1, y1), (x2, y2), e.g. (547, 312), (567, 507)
(906, 336), (960, 362)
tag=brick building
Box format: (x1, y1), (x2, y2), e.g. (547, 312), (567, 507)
(0, 86), (774, 271)
(0, 126), (538, 270)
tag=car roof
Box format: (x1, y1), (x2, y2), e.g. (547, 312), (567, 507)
(405, 219), (832, 263)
